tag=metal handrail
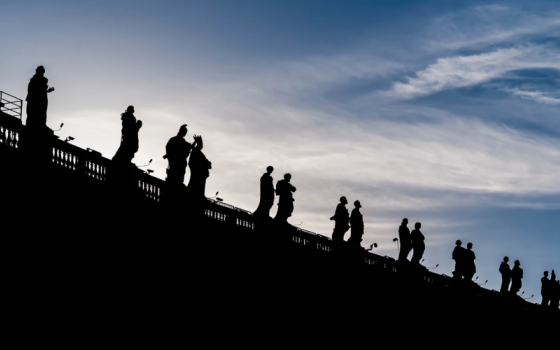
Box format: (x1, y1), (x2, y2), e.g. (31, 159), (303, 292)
(0, 91), (23, 120)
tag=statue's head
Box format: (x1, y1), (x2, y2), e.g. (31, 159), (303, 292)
(467, 242), (473, 250)
(456, 240), (462, 246)
(340, 196), (347, 205)
(514, 260), (520, 266)
(193, 135), (204, 150)
(544, 271), (549, 277)
(178, 124), (188, 137)
(36, 66), (45, 75)
(402, 218), (408, 225)
(504, 256), (509, 263)
(415, 222), (421, 229)
(266, 166), (274, 174)
(284, 173), (291, 181)
(126, 105), (135, 114)
(354, 200), (361, 208)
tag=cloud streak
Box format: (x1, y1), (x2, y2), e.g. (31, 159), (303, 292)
(385, 45), (560, 99)
(505, 88), (560, 105)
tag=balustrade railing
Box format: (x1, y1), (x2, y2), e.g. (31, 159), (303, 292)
(0, 110), (21, 150)
(0, 110), (544, 311)
(138, 171), (163, 202)
(52, 140), (81, 171)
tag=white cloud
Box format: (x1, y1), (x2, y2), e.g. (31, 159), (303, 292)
(427, 5), (560, 51)
(385, 45), (560, 98)
(505, 88), (560, 105)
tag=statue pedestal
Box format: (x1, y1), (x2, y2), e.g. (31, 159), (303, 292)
(19, 126), (55, 167)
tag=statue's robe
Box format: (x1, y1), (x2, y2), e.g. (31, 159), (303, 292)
(165, 135), (192, 185)
(331, 203), (349, 242)
(398, 225), (411, 262)
(274, 179), (295, 222)
(510, 266), (523, 294)
(410, 229), (425, 264)
(26, 74), (49, 128)
(112, 112), (138, 163)
(254, 173), (275, 218)
(187, 147), (211, 199)
(348, 208), (364, 246)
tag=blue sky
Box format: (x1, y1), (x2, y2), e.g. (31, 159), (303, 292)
(1, 0), (559, 300)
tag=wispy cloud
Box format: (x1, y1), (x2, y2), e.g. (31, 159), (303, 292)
(505, 88), (560, 105)
(427, 4), (560, 51)
(384, 45), (560, 99)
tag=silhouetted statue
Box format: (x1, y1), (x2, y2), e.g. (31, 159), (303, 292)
(112, 106), (142, 164)
(187, 135), (212, 199)
(410, 222), (425, 265)
(348, 200), (364, 247)
(541, 271), (550, 306)
(254, 166), (275, 218)
(551, 271), (560, 309)
(499, 257), (511, 294)
(553, 280), (560, 309)
(331, 196), (350, 242)
(274, 173), (296, 223)
(398, 218), (411, 262)
(510, 260), (523, 295)
(452, 240), (466, 279)
(164, 124), (192, 186)
(464, 242), (476, 281)
(25, 66), (55, 129)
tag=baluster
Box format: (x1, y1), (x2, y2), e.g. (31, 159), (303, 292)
(8, 130), (15, 147)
